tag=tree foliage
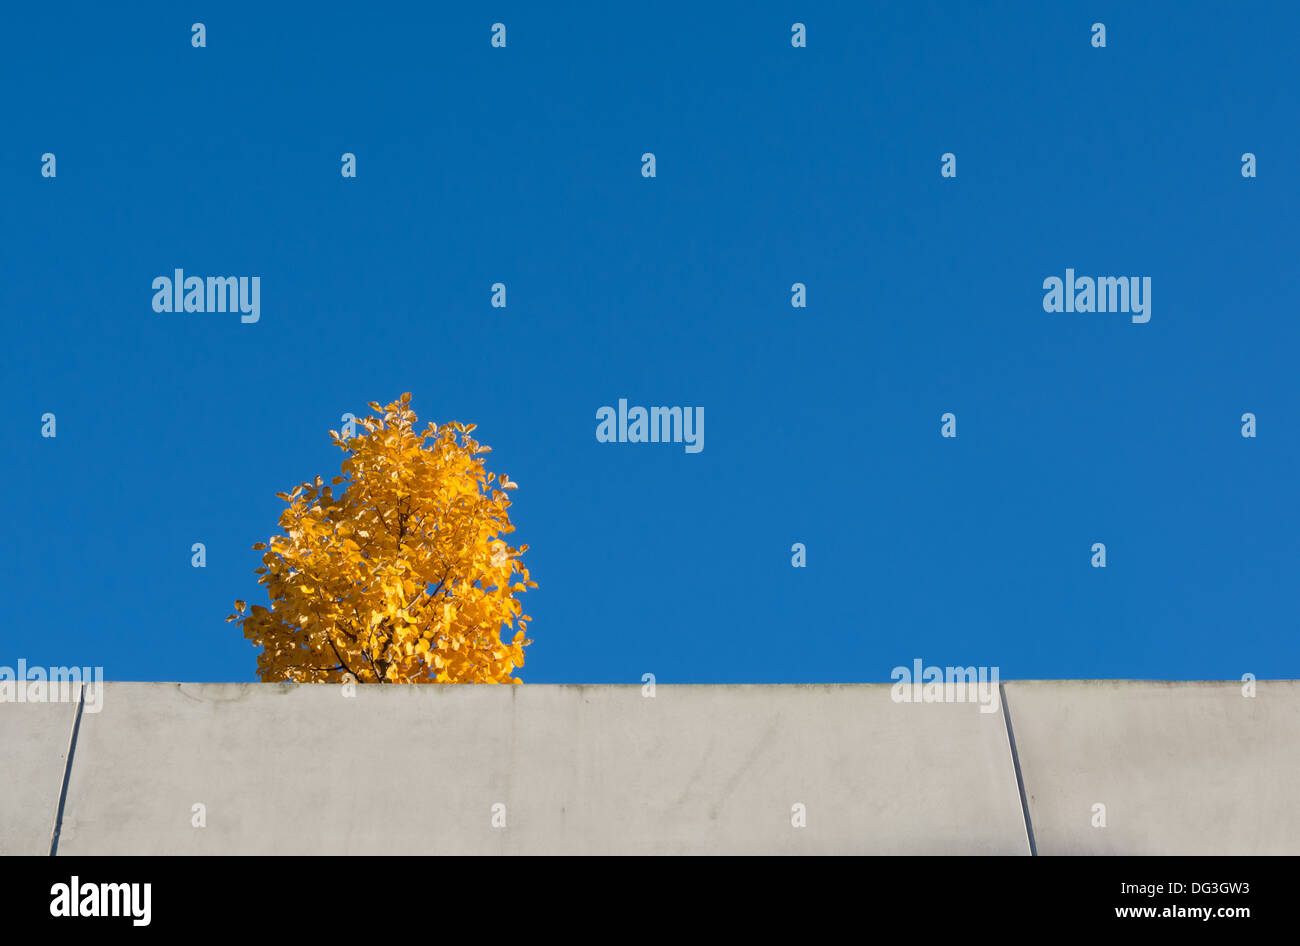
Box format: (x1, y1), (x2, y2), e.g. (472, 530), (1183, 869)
(228, 394), (535, 684)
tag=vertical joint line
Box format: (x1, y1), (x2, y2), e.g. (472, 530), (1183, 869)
(48, 682), (86, 857)
(1000, 683), (1037, 856)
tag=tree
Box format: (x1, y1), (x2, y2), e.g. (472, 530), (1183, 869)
(228, 394), (535, 684)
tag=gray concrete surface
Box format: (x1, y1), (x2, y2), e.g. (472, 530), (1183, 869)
(2, 681), (1294, 855)
(0, 683), (78, 856)
(1002, 679), (1300, 855)
(51, 683), (1024, 855)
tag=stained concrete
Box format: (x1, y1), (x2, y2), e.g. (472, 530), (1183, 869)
(5, 680), (1295, 855)
(1002, 679), (1300, 855)
(0, 684), (78, 855)
(52, 682), (1025, 855)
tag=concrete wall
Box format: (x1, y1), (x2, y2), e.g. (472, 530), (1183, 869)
(0, 685), (77, 856)
(1, 681), (1293, 855)
(1004, 680), (1300, 855)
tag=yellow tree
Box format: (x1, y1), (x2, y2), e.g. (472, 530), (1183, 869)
(228, 394), (535, 683)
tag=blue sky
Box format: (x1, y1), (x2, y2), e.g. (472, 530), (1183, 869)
(4, 2), (1297, 684)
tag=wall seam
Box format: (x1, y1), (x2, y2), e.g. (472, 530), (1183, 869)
(1000, 682), (1038, 856)
(48, 681), (85, 857)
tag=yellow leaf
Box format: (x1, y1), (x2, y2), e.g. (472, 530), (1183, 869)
(231, 397), (535, 685)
